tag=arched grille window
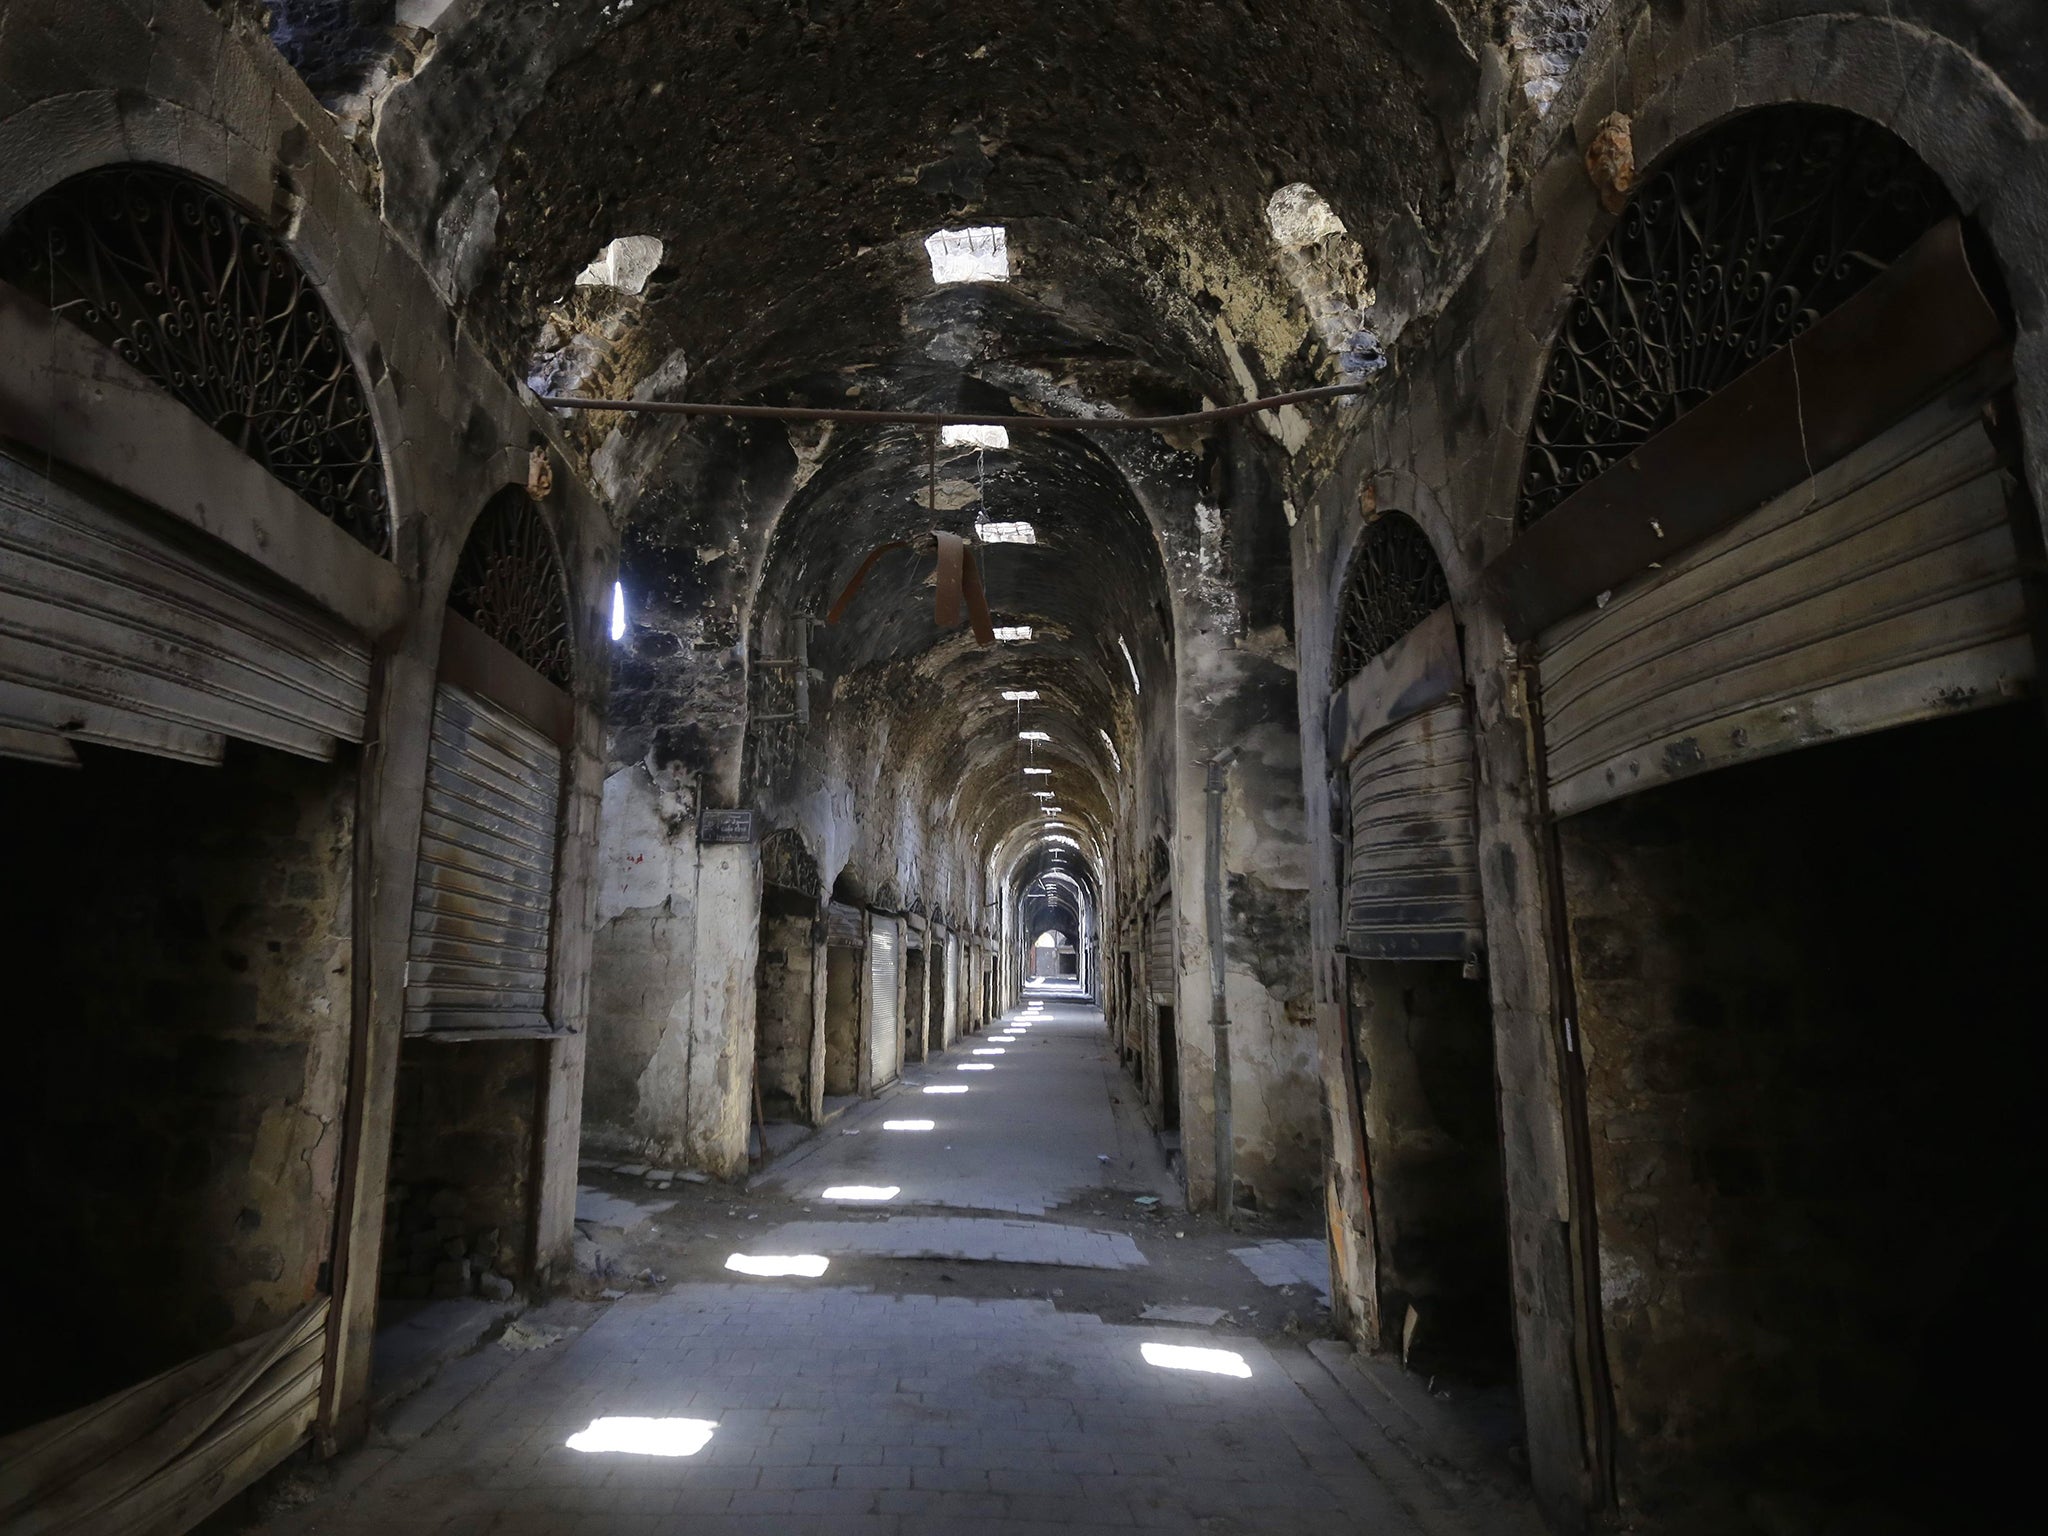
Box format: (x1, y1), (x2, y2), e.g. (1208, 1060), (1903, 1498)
(1517, 105), (1952, 527)
(762, 829), (823, 899)
(1332, 512), (1449, 687)
(0, 165), (391, 555)
(450, 490), (574, 687)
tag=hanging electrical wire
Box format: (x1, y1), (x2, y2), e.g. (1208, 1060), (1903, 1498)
(532, 382), (1374, 431)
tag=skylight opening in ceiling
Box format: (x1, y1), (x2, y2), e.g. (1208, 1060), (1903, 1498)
(925, 226), (1009, 284)
(1023, 767), (1051, 776)
(575, 235), (665, 295)
(979, 522), (1037, 545)
(942, 424), (1009, 449)
(1018, 730), (1050, 742)
(994, 625), (1033, 642)
(1001, 690), (1040, 701)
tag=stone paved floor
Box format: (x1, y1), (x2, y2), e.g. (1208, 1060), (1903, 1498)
(751, 1216), (1146, 1270)
(756, 989), (1179, 1217)
(250, 992), (1541, 1535)
(1229, 1239), (1334, 1304)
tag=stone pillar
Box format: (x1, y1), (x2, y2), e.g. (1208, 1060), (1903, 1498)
(585, 765), (760, 1179)
(683, 839), (760, 1176)
(1171, 638), (1319, 1216)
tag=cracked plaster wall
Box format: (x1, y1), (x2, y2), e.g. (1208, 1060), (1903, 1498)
(585, 760), (762, 1177)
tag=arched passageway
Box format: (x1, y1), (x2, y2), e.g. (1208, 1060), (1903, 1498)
(4, 5), (2043, 1534)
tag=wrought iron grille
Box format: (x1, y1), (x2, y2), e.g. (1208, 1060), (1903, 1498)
(451, 491), (574, 687)
(761, 829), (823, 898)
(1333, 512), (1449, 687)
(0, 166), (391, 555)
(1517, 105), (1952, 528)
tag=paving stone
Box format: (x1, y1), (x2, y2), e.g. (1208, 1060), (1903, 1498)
(243, 1002), (1540, 1536)
(1136, 1303), (1227, 1325)
(751, 1216), (1145, 1270)
(1227, 1236), (1334, 1302)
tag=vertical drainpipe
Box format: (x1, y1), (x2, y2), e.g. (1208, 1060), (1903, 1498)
(1204, 753), (1236, 1220)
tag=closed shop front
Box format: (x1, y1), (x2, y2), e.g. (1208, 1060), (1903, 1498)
(1481, 108), (2039, 1522)
(866, 913), (902, 1090)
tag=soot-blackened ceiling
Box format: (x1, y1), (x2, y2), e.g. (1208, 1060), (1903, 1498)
(745, 421), (1168, 861)
(329, 0), (1489, 891)
(374, 0), (1484, 401)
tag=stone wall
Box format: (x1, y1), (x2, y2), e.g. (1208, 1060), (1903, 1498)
(381, 1038), (538, 1302)
(902, 939), (930, 1062)
(0, 742), (353, 1430)
(1218, 727), (1321, 1214)
(755, 898), (818, 1117)
(822, 947), (862, 1098)
(1558, 704), (2044, 1531)
(1345, 959), (1514, 1379)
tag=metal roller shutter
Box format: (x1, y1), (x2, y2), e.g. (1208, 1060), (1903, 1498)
(942, 931), (960, 1044)
(403, 684), (564, 1037)
(1147, 893), (1174, 1004)
(0, 448), (371, 767)
(1537, 385), (2031, 817)
(0, 1300), (327, 1532)
(826, 901), (866, 947)
(868, 920), (901, 1089)
(1343, 696), (1484, 960)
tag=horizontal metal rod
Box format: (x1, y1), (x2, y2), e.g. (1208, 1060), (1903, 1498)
(532, 382), (1373, 431)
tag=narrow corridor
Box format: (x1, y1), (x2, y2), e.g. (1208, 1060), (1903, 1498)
(6, 11), (2042, 1531)
(240, 994), (1538, 1536)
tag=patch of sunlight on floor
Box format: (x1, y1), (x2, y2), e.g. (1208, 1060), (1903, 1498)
(1140, 1342), (1253, 1378)
(972, 1048), (1005, 1055)
(822, 1185), (900, 1202)
(957, 1064), (994, 1071)
(923, 1085), (969, 1094)
(566, 1417), (718, 1456)
(882, 1119), (935, 1131)
(725, 1254), (829, 1278)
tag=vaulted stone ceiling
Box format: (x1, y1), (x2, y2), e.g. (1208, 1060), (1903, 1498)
(273, 0), (1497, 895)
(365, 1), (1485, 392)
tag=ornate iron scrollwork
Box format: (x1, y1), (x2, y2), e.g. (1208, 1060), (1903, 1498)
(451, 491), (574, 687)
(0, 165), (391, 555)
(1333, 512), (1449, 687)
(761, 828), (823, 899)
(1517, 106), (1952, 528)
